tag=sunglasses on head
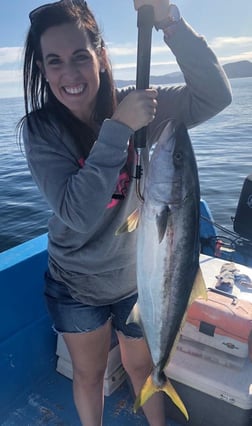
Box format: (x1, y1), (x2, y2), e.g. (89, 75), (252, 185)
(29, 0), (87, 24)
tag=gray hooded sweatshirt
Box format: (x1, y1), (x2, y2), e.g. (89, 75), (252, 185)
(23, 19), (232, 305)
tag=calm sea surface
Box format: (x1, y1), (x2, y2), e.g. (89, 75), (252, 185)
(0, 77), (252, 253)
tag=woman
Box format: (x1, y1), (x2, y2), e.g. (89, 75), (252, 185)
(20, 1), (232, 425)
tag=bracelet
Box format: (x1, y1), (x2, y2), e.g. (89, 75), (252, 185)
(155, 4), (181, 31)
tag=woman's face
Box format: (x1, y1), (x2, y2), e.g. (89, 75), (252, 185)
(37, 22), (105, 123)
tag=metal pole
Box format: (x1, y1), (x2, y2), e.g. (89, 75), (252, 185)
(134, 5), (154, 201)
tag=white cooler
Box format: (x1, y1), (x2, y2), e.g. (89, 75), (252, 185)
(181, 255), (252, 359)
(165, 341), (252, 426)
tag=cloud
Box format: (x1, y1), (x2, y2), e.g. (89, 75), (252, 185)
(107, 42), (169, 58)
(0, 47), (23, 67)
(107, 44), (136, 56)
(210, 36), (252, 50)
(112, 59), (177, 71)
(209, 36), (252, 63)
(0, 69), (22, 83)
(108, 37), (252, 69)
(0, 47), (24, 97)
(220, 51), (252, 65)
(108, 42), (176, 78)
(210, 37), (252, 63)
(0, 69), (23, 98)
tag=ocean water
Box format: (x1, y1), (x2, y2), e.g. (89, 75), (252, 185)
(0, 77), (252, 253)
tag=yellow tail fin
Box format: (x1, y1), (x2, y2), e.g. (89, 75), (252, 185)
(134, 374), (189, 421)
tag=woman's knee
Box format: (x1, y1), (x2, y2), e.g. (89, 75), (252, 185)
(72, 362), (107, 388)
(63, 323), (111, 386)
(123, 356), (152, 380)
(119, 336), (152, 379)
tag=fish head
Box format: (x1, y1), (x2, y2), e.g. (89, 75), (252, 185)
(146, 121), (198, 208)
(146, 122), (178, 206)
(172, 122), (200, 204)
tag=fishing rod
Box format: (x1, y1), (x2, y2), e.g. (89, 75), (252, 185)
(200, 215), (252, 266)
(201, 214), (252, 258)
(134, 5), (154, 202)
(201, 215), (241, 240)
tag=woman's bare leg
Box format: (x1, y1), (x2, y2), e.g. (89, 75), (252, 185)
(117, 333), (166, 426)
(63, 320), (112, 426)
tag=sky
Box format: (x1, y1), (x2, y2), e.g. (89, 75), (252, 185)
(0, 0), (252, 98)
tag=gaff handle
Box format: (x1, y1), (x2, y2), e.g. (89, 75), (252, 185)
(134, 5), (154, 150)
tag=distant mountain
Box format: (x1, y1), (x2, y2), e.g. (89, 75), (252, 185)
(223, 61), (252, 79)
(115, 60), (252, 88)
(115, 72), (184, 88)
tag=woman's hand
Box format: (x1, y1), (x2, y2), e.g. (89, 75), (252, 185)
(133, 0), (170, 23)
(112, 89), (158, 131)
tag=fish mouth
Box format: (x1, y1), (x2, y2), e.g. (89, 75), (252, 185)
(63, 83), (86, 95)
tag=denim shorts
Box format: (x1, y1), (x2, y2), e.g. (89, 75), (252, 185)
(44, 271), (143, 338)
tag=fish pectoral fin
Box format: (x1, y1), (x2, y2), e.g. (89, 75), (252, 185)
(115, 208), (140, 235)
(134, 375), (189, 421)
(126, 303), (141, 325)
(188, 267), (208, 305)
(156, 206), (170, 243)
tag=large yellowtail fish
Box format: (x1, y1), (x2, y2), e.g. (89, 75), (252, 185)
(117, 121), (207, 420)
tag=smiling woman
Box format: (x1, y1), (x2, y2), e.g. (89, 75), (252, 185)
(15, 1), (232, 425)
(36, 22), (106, 122)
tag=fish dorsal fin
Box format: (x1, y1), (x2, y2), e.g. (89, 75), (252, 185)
(156, 206), (170, 243)
(115, 208), (140, 235)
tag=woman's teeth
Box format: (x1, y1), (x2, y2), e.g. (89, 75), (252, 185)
(64, 84), (85, 94)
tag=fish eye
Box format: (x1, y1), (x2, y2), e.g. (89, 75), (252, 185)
(173, 151), (183, 164)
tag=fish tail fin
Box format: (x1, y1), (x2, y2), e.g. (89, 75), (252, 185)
(133, 375), (189, 421)
(133, 375), (155, 413)
(115, 208), (140, 235)
(162, 378), (189, 421)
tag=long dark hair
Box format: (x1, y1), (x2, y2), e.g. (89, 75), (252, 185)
(18, 0), (117, 157)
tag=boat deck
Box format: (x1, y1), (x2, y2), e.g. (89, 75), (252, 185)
(3, 231), (252, 425)
(0, 235), (182, 426)
(2, 368), (181, 426)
